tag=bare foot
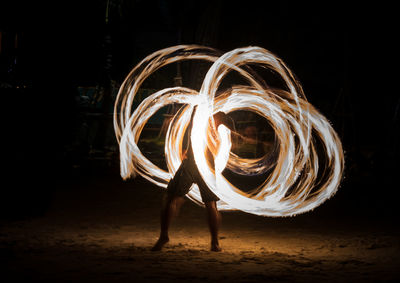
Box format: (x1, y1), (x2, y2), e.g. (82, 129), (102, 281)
(151, 236), (169, 251)
(211, 242), (222, 252)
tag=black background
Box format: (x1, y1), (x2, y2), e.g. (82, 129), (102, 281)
(0, 0), (398, 220)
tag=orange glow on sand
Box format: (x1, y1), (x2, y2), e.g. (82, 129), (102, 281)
(114, 45), (344, 217)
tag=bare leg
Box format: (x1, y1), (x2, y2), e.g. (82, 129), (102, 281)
(205, 201), (222, 252)
(151, 195), (185, 251)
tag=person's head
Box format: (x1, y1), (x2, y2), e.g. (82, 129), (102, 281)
(213, 111), (226, 128)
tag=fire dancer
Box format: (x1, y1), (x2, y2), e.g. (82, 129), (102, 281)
(151, 107), (234, 252)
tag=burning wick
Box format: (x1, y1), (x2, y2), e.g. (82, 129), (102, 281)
(114, 45), (344, 217)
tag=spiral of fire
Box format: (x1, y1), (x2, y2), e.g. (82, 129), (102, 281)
(114, 45), (344, 217)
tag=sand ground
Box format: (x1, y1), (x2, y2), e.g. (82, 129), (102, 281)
(1, 169), (399, 282)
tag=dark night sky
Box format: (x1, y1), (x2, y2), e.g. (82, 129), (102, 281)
(1, 1), (398, 217)
(1, 1), (395, 147)
(1, 1), (395, 101)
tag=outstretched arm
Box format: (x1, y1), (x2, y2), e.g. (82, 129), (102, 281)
(213, 111), (270, 146)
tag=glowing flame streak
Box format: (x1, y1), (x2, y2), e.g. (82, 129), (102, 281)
(114, 45), (344, 217)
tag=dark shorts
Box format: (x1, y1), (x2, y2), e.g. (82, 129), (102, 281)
(167, 158), (219, 202)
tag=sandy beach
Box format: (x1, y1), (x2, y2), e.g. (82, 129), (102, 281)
(1, 167), (399, 282)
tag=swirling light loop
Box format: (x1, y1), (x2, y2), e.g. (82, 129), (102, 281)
(114, 45), (344, 217)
